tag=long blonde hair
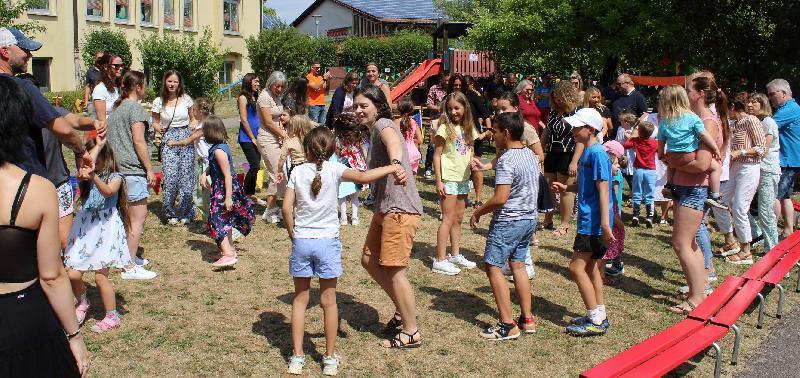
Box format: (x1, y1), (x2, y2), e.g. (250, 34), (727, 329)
(658, 85), (692, 123)
(441, 91), (475, 143)
(287, 114), (315, 145)
(582, 86), (607, 111)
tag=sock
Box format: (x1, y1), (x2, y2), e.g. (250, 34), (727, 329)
(646, 203), (654, 218)
(107, 310), (119, 319)
(588, 307), (604, 325)
(339, 200), (347, 221)
(710, 191), (721, 199)
(597, 304), (607, 320)
(351, 194), (360, 219)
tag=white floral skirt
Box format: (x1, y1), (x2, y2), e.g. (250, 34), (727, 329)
(64, 207), (131, 271)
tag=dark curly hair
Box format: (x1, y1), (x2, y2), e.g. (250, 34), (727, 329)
(0, 76), (35, 166)
(353, 84), (392, 121)
(333, 113), (368, 147)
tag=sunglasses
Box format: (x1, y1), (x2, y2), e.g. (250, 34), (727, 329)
(111, 64), (125, 69)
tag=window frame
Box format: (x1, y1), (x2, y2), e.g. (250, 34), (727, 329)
(85, 0), (105, 21)
(219, 61), (234, 85)
(163, 0), (177, 29)
(222, 0), (240, 35)
(114, 0), (135, 25)
(31, 57), (52, 92)
(139, 0), (155, 27)
(182, 0), (196, 32)
(27, 0), (56, 16)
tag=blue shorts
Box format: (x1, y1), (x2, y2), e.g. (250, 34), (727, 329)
(125, 175), (150, 202)
(444, 180), (470, 196)
(778, 167), (800, 200)
(484, 218), (536, 267)
(673, 185), (707, 211)
(289, 237), (343, 279)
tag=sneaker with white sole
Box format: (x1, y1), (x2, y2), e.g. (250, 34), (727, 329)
(134, 256), (149, 267)
(121, 265), (157, 280)
(448, 254), (476, 269)
(677, 283), (713, 295)
(287, 355), (305, 375)
(424, 170), (432, 179)
(167, 218), (179, 226)
(262, 208), (280, 224)
(75, 296), (90, 325)
(351, 218), (360, 226)
(322, 354), (341, 376)
(432, 258), (461, 275)
(480, 321), (520, 340)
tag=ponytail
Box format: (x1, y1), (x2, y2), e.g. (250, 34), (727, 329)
(114, 70), (146, 109)
(302, 127), (336, 198)
(397, 98), (414, 137)
(691, 76), (729, 150)
(310, 158), (323, 197)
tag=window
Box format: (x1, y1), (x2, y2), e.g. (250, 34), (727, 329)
(115, 0), (130, 22)
(223, 0), (239, 33)
(163, 0), (175, 28)
(28, 0), (51, 12)
(141, 0), (153, 24)
(86, 0), (103, 18)
(31, 58), (51, 92)
(183, 0), (194, 29)
(219, 61), (234, 85)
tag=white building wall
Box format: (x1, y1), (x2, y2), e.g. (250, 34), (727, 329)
(295, 1), (353, 37)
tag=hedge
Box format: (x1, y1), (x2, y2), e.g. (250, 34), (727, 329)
(81, 29), (133, 71)
(43, 89), (156, 113)
(340, 30), (430, 80)
(245, 26), (337, 80)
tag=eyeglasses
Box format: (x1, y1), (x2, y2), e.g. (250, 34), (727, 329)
(111, 64), (125, 69)
(524, 88), (534, 92)
(312, 66), (321, 70)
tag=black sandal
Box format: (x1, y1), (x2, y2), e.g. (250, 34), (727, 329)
(382, 312), (403, 334)
(381, 330), (422, 349)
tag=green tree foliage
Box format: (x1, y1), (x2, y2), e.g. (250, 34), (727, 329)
(0, 0), (45, 33)
(245, 26), (337, 80)
(81, 29), (132, 69)
(137, 28), (225, 99)
(341, 30), (430, 73)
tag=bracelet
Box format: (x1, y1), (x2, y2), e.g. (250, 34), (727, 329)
(65, 329), (81, 339)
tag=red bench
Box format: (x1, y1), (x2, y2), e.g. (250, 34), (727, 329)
(759, 247), (800, 318)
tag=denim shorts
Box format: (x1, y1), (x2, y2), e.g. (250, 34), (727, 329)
(673, 185), (708, 211)
(289, 237), (343, 279)
(777, 167), (800, 200)
(125, 175), (150, 202)
(484, 218), (536, 267)
(444, 180), (470, 196)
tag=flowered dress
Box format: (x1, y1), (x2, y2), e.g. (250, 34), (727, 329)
(207, 143), (254, 245)
(64, 172), (131, 271)
(333, 138), (367, 199)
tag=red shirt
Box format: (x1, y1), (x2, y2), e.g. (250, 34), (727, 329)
(623, 137), (658, 169)
(517, 94), (542, 134)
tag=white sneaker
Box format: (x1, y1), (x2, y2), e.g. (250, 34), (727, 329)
(351, 218), (360, 226)
(677, 284), (713, 295)
(341, 217), (348, 225)
(432, 258), (461, 275)
(448, 254), (476, 269)
(424, 170), (432, 179)
(262, 208), (279, 224)
(134, 256), (149, 267)
(505, 265), (535, 281)
(121, 265), (157, 280)
(167, 218), (179, 226)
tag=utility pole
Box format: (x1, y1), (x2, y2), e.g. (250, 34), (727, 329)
(311, 14), (322, 37)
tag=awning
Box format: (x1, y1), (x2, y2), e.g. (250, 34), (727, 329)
(630, 75), (686, 87)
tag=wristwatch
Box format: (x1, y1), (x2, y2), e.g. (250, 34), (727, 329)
(391, 159), (402, 166)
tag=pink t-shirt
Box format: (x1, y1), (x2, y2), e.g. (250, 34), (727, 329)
(672, 115), (723, 187)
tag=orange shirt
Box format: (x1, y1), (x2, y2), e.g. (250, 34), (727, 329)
(306, 73), (326, 106)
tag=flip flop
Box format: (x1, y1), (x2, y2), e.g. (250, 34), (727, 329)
(668, 300), (697, 315)
(726, 253), (754, 265)
(552, 225), (569, 237)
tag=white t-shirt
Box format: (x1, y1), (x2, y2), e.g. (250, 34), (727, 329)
(152, 94), (193, 128)
(91, 82), (119, 119)
(287, 161), (349, 239)
(193, 122), (211, 163)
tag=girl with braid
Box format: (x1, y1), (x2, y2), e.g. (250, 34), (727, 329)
(281, 127), (404, 376)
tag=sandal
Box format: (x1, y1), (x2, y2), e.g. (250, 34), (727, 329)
(668, 300), (697, 315)
(726, 253), (754, 265)
(382, 312), (403, 334)
(538, 221), (554, 231)
(472, 200), (484, 209)
(552, 225), (570, 237)
(380, 330), (422, 349)
(714, 242), (740, 257)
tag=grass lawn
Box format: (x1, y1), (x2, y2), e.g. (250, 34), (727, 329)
(69, 143), (798, 377)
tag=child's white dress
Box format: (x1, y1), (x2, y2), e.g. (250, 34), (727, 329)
(64, 172), (131, 271)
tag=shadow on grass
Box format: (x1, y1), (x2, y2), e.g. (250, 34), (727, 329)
(252, 311), (323, 361)
(275, 289), (383, 338)
(475, 285), (582, 327)
(186, 239), (221, 263)
(536, 260), (675, 302)
(411, 242), (483, 270)
(419, 286), (494, 329)
(82, 281), (128, 320)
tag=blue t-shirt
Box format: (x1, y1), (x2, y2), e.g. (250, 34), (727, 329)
(611, 169), (624, 213)
(237, 101), (260, 143)
(657, 113), (705, 153)
(773, 98), (800, 168)
(535, 84), (553, 109)
(492, 148), (539, 222)
(83, 172), (123, 211)
(576, 143), (614, 236)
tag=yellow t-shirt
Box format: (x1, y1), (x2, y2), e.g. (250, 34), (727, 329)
(436, 124), (474, 182)
(306, 73), (325, 106)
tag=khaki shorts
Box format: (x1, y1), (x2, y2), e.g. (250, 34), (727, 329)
(363, 212), (421, 267)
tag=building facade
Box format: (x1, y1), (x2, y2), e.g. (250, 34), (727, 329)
(18, 0), (261, 92)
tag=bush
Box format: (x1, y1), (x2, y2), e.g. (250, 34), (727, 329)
(81, 28), (132, 70)
(246, 26), (337, 80)
(43, 90), (85, 112)
(137, 28), (225, 99)
(341, 30), (430, 81)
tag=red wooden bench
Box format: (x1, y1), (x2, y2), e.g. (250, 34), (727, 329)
(742, 232), (800, 281)
(759, 247), (800, 318)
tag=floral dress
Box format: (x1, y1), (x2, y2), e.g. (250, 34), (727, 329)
(333, 138), (367, 198)
(64, 172), (131, 271)
(603, 168), (625, 260)
(207, 143), (254, 245)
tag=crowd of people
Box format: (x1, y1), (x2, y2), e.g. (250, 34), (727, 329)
(2, 25), (800, 377)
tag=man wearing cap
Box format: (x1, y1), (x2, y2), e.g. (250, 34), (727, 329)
(551, 107), (615, 337)
(0, 27), (101, 176)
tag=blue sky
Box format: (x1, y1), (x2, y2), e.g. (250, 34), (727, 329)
(268, 0), (316, 23)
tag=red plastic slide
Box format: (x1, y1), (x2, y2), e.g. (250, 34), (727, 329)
(390, 58), (442, 103)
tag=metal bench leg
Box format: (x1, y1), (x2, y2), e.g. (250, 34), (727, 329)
(777, 284), (786, 319)
(795, 264), (800, 293)
(756, 293), (765, 329)
(712, 342), (722, 378)
(730, 324), (741, 365)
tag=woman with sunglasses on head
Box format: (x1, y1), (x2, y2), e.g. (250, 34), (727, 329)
(91, 53), (125, 121)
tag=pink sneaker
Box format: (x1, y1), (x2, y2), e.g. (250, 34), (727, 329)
(76, 297), (90, 325)
(90, 314), (120, 333)
(212, 253), (238, 267)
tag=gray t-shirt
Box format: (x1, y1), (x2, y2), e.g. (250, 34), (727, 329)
(761, 116), (781, 175)
(368, 118), (423, 215)
(41, 106), (71, 187)
(106, 100), (150, 176)
(492, 147), (539, 222)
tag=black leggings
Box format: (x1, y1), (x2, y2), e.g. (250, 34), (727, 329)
(240, 141), (261, 195)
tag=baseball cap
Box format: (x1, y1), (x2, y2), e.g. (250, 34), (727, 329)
(0, 27), (43, 51)
(603, 140), (625, 158)
(564, 108), (603, 132)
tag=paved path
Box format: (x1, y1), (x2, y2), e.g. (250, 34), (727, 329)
(738, 304), (800, 377)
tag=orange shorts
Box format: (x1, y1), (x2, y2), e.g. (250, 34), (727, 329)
(363, 212), (421, 267)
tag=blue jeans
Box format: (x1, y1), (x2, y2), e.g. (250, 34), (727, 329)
(484, 218), (537, 267)
(696, 208), (713, 270)
(308, 105), (326, 125)
(632, 168), (656, 205)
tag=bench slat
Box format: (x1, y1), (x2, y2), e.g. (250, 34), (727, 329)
(619, 324), (729, 378)
(743, 248), (790, 280)
(580, 319), (705, 378)
(761, 248), (800, 284)
(711, 279), (766, 326)
(688, 276), (744, 321)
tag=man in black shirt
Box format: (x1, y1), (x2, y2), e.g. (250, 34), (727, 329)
(611, 74), (649, 139)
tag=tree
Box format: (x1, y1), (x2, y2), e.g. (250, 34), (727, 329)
(245, 26), (336, 80)
(0, 0), (45, 34)
(81, 29), (132, 69)
(137, 28), (225, 99)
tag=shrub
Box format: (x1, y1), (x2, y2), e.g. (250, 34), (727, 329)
(245, 26), (337, 80)
(341, 30), (430, 80)
(81, 28), (132, 70)
(137, 28), (225, 99)
(43, 90), (85, 112)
